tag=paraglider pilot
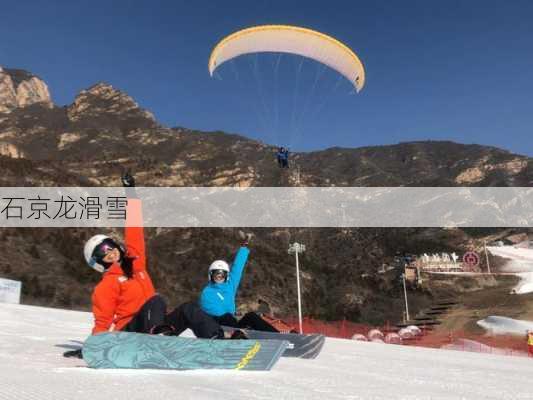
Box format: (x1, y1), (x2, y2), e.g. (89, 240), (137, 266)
(277, 147), (289, 168)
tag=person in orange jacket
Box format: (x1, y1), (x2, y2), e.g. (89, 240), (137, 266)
(64, 173), (224, 358)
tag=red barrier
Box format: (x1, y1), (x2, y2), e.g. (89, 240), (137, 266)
(277, 316), (531, 358)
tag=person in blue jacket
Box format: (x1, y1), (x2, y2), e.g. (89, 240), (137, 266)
(276, 147), (290, 168)
(281, 147), (289, 168)
(199, 234), (278, 332)
(276, 147), (285, 168)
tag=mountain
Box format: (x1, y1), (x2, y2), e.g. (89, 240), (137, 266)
(0, 67), (52, 114)
(0, 67), (532, 324)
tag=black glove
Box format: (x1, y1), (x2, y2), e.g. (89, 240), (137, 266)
(239, 231), (253, 247)
(121, 171), (138, 199)
(63, 348), (83, 359)
(121, 172), (136, 187)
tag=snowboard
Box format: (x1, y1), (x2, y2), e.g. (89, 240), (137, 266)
(223, 327), (326, 359)
(82, 332), (288, 371)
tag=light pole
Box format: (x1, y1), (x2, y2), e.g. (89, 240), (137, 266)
(288, 242), (306, 334)
(484, 240), (491, 274)
(402, 261), (410, 322)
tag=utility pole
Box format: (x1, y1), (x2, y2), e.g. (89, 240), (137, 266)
(484, 240), (491, 274)
(402, 263), (410, 322)
(288, 242), (306, 334)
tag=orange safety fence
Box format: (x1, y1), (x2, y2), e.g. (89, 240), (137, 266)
(275, 316), (532, 358)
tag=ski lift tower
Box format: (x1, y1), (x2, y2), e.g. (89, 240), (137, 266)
(288, 242), (306, 334)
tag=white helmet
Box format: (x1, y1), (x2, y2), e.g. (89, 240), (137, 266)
(208, 260), (230, 282)
(84, 234), (118, 273)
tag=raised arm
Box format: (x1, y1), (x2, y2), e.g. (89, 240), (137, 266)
(229, 233), (253, 293)
(122, 172), (146, 271)
(229, 246), (250, 294)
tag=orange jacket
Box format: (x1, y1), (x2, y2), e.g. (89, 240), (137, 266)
(91, 198), (156, 334)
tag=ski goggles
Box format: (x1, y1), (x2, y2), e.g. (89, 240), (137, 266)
(211, 270), (228, 280)
(92, 239), (119, 261)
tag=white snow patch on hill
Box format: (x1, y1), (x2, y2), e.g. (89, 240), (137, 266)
(486, 246), (533, 266)
(477, 315), (533, 336)
(512, 272), (533, 294)
(487, 245), (533, 293)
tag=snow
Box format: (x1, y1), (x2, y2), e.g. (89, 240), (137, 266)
(486, 245), (533, 294)
(511, 272), (533, 294)
(477, 316), (533, 336)
(442, 338), (526, 356)
(486, 246), (533, 266)
(2, 304), (533, 399)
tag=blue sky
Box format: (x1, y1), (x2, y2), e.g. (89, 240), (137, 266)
(1, 0), (532, 155)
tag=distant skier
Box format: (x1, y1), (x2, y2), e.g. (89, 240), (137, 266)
(199, 233), (279, 333)
(64, 173), (225, 358)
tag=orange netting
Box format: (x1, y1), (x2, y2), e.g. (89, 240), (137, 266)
(273, 316), (532, 358)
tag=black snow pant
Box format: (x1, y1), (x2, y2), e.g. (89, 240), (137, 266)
(123, 294), (167, 333)
(214, 312), (279, 332)
(124, 295), (224, 339)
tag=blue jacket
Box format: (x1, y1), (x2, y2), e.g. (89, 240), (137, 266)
(277, 150), (289, 160)
(199, 247), (250, 317)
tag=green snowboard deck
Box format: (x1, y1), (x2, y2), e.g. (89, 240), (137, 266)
(83, 332), (288, 371)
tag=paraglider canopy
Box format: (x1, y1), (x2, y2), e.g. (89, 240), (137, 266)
(208, 24), (365, 92)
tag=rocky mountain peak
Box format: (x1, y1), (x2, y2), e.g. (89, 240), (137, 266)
(67, 82), (156, 127)
(84, 82), (130, 99)
(0, 66), (53, 113)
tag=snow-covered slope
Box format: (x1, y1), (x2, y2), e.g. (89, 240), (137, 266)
(486, 245), (533, 294)
(477, 315), (533, 336)
(1, 303), (533, 400)
(486, 246), (533, 264)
